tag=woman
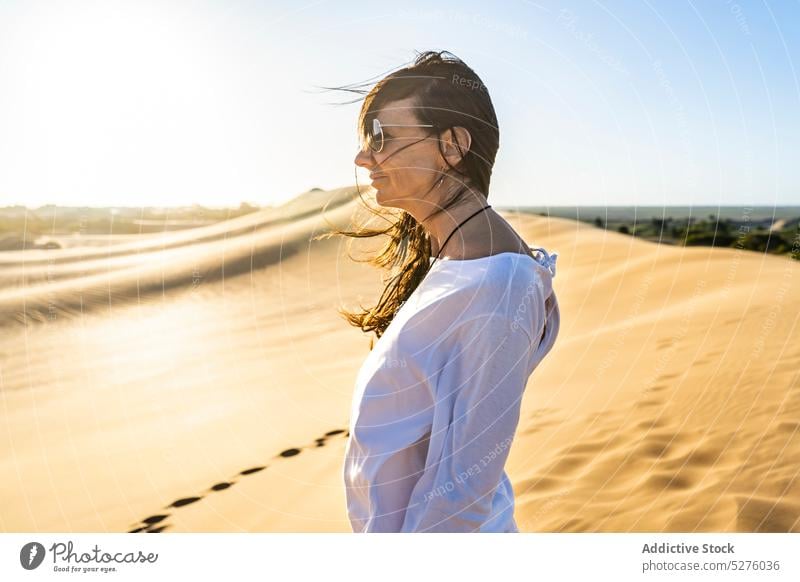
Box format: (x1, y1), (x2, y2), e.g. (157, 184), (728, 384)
(327, 51), (561, 532)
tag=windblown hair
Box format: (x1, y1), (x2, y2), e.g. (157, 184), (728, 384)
(315, 50), (500, 348)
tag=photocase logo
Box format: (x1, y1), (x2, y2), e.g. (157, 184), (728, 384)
(19, 542), (46, 570)
(16, 539), (157, 574)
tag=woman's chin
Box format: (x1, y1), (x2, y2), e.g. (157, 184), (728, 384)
(374, 186), (396, 207)
(373, 184), (408, 210)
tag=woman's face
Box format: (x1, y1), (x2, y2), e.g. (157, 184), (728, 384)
(353, 97), (445, 211)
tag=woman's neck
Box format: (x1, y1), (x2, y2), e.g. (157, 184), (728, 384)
(420, 186), (492, 259)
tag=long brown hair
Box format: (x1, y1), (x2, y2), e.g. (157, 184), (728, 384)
(315, 50), (500, 348)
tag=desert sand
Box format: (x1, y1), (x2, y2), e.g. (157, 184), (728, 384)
(1, 187), (798, 533)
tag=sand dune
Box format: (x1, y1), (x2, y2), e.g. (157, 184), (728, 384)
(0, 187), (359, 326)
(1, 187), (798, 532)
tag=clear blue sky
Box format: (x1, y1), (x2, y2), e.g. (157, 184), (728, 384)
(0, 0), (797, 208)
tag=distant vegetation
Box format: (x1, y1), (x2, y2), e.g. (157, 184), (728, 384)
(510, 206), (800, 261)
(593, 214), (798, 260)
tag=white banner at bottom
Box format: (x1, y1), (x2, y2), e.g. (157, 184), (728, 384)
(1, 533), (797, 581)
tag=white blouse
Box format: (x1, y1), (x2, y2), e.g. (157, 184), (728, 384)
(343, 247), (560, 532)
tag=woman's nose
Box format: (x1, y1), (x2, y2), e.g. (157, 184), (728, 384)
(354, 148), (374, 169)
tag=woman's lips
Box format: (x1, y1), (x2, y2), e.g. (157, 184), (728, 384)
(370, 173), (386, 181)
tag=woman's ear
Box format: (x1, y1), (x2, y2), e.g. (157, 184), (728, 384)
(441, 126), (472, 166)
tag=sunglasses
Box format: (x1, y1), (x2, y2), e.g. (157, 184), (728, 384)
(366, 118), (436, 153)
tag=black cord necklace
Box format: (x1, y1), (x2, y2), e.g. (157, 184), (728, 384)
(429, 203), (492, 269)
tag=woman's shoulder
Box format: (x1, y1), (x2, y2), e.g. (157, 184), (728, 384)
(403, 250), (557, 333)
(466, 247), (558, 301)
(382, 248), (560, 373)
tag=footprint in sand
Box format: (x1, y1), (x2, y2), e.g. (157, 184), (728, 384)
(636, 398), (662, 408)
(735, 495), (800, 532)
(522, 407), (562, 435)
(635, 384), (669, 410)
(777, 420), (800, 433)
(635, 417), (669, 430)
(128, 428), (350, 532)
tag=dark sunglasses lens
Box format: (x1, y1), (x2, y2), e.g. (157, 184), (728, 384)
(368, 130), (382, 152)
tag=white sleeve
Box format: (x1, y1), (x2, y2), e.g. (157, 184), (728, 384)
(400, 311), (537, 532)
